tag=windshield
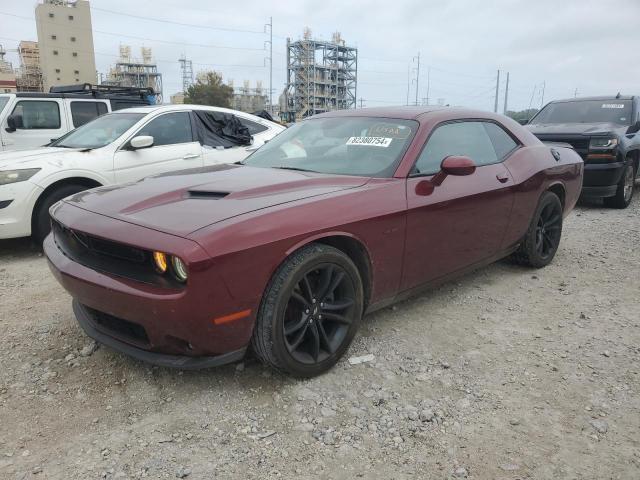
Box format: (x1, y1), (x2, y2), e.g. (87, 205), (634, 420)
(531, 100), (632, 125)
(50, 112), (146, 149)
(0, 96), (9, 116)
(244, 117), (418, 177)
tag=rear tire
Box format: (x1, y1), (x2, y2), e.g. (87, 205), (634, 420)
(512, 191), (563, 268)
(251, 243), (363, 377)
(33, 184), (88, 245)
(603, 161), (635, 209)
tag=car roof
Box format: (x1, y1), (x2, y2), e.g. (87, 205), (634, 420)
(310, 106), (501, 121)
(115, 104), (259, 116)
(547, 95), (636, 103)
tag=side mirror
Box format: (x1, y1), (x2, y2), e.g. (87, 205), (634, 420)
(626, 120), (640, 134)
(517, 118), (529, 126)
(5, 114), (23, 133)
(129, 135), (154, 150)
(441, 155), (476, 176)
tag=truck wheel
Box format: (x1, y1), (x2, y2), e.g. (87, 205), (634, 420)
(251, 243), (364, 377)
(603, 162), (635, 209)
(33, 184), (88, 245)
(511, 191), (563, 268)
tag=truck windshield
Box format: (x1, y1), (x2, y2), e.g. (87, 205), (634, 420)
(50, 112), (146, 149)
(532, 100), (632, 125)
(0, 96), (9, 116)
(243, 117), (418, 177)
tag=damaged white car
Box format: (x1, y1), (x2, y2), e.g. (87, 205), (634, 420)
(0, 104), (285, 242)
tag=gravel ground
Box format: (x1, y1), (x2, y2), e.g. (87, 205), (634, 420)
(1, 194), (639, 480)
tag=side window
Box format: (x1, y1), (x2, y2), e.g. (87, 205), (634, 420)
(483, 122), (518, 160)
(415, 121), (498, 174)
(70, 101), (108, 128)
(11, 101), (61, 129)
(137, 112), (193, 147)
(239, 118), (268, 135)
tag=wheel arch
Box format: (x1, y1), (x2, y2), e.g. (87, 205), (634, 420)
(546, 182), (566, 209)
(627, 149), (639, 173)
(285, 232), (373, 310)
(31, 176), (103, 228)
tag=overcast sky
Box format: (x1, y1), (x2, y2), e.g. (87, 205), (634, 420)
(1, 0), (638, 112)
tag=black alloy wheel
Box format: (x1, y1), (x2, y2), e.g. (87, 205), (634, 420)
(512, 191), (563, 268)
(284, 263), (356, 364)
(251, 243), (364, 377)
(534, 201), (562, 261)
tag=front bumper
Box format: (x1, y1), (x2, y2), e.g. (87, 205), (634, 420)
(73, 301), (246, 369)
(0, 180), (42, 239)
(581, 161), (625, 198)
(44, 207), (257, 367)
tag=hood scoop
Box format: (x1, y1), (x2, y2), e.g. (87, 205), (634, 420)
(187, 190), (229, 200)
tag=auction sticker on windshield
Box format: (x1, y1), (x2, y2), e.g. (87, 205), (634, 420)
(346, 137), (392, 147)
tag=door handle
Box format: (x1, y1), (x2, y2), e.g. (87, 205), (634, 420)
(183, 153), (199, 160)
(496, 172), (510, 183)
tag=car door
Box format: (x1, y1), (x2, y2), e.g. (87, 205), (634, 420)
(2, 98), (69, 150)
(401, 120), (518, 291)
(113, 111), (203, 183)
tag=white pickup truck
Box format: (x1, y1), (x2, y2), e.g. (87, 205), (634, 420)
(0, 104), (285, 242)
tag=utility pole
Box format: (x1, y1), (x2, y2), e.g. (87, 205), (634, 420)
(494, 69), (500, 113)
(574, 88), (578, 98)
(413, 52), (420, 106)
(264, 17), (273, 114)
(503, 72), (509, 114)
(359, 97), (365, 108)
(540, 81), (546, 108)
(425, 66), (431, 106)
(406, 64), (410, 106)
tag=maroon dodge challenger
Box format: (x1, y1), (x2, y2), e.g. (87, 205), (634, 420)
(45, 107), (583, 377)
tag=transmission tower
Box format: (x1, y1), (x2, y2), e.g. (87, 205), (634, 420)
(179, 55), (194, 93)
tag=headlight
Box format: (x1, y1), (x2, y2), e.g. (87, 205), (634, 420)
(0, 168), (41, 186)
(589, 137), (618, 150)
(171, 256), (188, 282)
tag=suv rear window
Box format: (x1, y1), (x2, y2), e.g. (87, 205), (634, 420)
(70, 101), (108, 128)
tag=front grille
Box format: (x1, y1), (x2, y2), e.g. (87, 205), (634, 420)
(52, 219), (182, 289)
(85, 305), (150, 346)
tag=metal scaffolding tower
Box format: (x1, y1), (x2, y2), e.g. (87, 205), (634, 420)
(179, 54), (193, 93)
(105, 46), (163, 102)
(16, 41), (43, 92)
(282, 30), (357, 122)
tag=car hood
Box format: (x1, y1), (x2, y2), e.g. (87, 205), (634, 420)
(63, 164), (370, 237)
(526, 122), (624, 136)
(0, 147), (91, 170)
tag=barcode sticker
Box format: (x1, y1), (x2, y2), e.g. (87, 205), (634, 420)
(346, 137), (392, 147)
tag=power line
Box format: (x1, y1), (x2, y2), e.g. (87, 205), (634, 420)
(0, 11), (266, 52)
(90, 6), (265, 34)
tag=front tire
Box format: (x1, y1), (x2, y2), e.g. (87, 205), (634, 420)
(33, 184), (88, 245)
(512, 191), (563, 268)
(603, 162), (635, 209)
(251, 244), (364, 377)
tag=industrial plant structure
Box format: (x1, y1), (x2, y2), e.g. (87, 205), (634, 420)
(231, 80), (268, 113)
(281, 30), (357, 122)
(0, 45), (17, 93)
(105, 46), (163, 102)
(15, 41), (43, 92)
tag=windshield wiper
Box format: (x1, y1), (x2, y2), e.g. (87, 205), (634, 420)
(273, 166), (318, 173)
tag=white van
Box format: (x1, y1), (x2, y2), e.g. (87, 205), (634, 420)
(0, 85), (152, 151)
